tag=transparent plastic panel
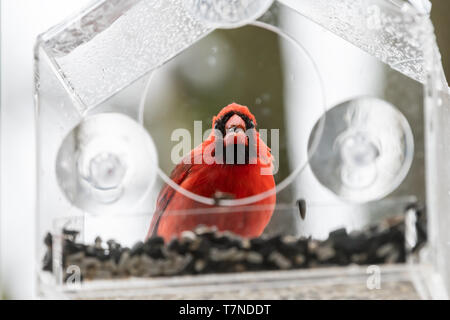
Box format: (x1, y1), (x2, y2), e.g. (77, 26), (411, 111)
(279, 0), (429, 83)
(35, 0), (449, 299)
(425, 40), (450, 295)
(40, 0), (212, 111)
(35, 45), (83, 252)
(184, 0), (275, 28)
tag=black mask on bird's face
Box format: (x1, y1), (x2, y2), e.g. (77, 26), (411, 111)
(213, 112), (257, 165)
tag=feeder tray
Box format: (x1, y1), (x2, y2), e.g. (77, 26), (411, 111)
(35, 0), (450, 299)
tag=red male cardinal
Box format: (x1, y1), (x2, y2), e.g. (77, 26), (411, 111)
(147, 103), (276, 242)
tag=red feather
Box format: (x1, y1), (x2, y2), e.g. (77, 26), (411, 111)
(147, 103), (276, 242)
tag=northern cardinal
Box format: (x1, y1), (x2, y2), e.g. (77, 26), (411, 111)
(147, 103), (276, 242)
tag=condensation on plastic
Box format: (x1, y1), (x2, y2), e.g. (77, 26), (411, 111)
(37, 0), (437, 112)
(183, 0), (275, 28)
(40, 0), (212, 111)
(278, 0), (430, 84)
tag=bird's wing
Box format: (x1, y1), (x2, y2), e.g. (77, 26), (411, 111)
(147, 142), (206, 238)
(147, 158), (193, 238)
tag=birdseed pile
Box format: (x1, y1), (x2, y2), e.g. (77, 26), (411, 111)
(42, 207), (426, 282)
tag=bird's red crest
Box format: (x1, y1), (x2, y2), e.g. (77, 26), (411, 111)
(212, 103), (257, 129)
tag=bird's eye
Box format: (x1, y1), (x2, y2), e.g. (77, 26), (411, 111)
(249, 120), (255, 128)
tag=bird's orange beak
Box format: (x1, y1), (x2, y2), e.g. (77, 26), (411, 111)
(223, 114), (248, 147)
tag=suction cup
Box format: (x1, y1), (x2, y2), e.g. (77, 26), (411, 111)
(308, 97), (414, 203)
(56, 113), (158, 215)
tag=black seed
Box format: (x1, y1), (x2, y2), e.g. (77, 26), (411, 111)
(189, 238), (210, 257)
(194, 225), (218, 238)
(130, 241), (144, 256)
(250, 237), (265, 249)
(167, 239), (181, 252)
(246, 251), (264, 265)
(194, 259), (207, 273)
(63, 239), (85, 256)
(107, 239), (117, 250)
(85, 245), (97, 257)
(44, 233), (53, 247)
(146, 236), (165, 247)
(63, 229), (79, 241)
(42, 250), (53, 272)
(268, 252), (292, 270)
(297, 199), (307, 220)
(94, 237), (102, 249)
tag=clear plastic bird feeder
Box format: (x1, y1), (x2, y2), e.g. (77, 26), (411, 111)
(35, 0), (450, 299)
